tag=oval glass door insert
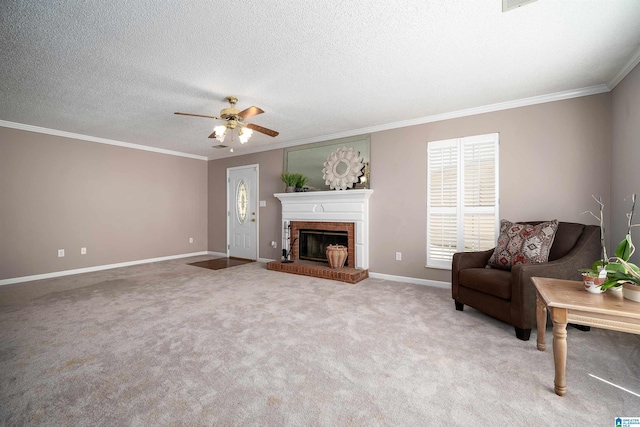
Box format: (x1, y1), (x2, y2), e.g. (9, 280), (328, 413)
(236, 179), (248, 224)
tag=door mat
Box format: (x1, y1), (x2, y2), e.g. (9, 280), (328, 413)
(188, 258), (254, 271)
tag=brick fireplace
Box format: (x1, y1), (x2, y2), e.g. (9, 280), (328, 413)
(290, 221), (355, 267)
(267, 189), (373, 283)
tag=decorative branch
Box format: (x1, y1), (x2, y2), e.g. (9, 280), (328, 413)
(593, 193), (640, 290)
(582, 195), (607, 266)
(625, 193), (637, 258)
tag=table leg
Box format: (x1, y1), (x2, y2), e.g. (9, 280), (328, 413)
(551, 308), (568, 396)
(536, 291), (547, 351)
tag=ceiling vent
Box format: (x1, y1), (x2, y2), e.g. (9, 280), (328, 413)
(211, 144), (228, 149)
(502, 0), (537, 12)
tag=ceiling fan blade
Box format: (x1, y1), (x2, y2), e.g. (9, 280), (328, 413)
(246, 123), (279, 137)
(208, 130), (218, 139)
(174, 112), (221, 120)
(238, 106), (264, 120)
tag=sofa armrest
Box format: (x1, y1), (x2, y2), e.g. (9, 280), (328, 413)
(451, 249), (494, 299)
(452, 249), (494, 271)
(509, 260), (578, 329)
(510, 225), (601, 328)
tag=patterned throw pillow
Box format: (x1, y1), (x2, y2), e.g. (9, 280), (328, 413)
(487, 220), (559, 270)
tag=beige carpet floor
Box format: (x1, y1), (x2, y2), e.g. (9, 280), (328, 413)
(0, 256), (638, 426)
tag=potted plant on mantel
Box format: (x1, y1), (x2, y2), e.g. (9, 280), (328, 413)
(583, 194), (640, 301)
(295, 174), (309, 192)
(281, 172), (298, 193)
(281, 172), (310, 193)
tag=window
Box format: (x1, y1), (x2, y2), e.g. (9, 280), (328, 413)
(426, 133), (499, 268)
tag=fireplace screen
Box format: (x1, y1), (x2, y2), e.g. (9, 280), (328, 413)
(299, 229), (348, 263)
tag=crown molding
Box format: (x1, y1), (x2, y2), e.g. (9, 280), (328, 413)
(0, 83), (612, 163)
(607, 45), (640, 90)
(207, 84), (611, 160)
(0, 120), (208, 161)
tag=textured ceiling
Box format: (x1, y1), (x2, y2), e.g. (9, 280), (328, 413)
(2, 1), (640, 160)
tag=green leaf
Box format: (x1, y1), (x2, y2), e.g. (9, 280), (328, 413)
(608, 272), (630, 280)
(614, 234), (633, 261)
(605, 263), (625, 273)
(599, 279), (619, 290)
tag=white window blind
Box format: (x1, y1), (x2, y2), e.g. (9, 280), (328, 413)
(427, 133), (499, 268)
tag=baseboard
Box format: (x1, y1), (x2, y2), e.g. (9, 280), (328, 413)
(0, 251), (210, 286)
(1, 255), (451, 288)
(207, 251), (229, 258)
(368, 272), (451, 289)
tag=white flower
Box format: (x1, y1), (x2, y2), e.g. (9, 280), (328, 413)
(322, 147), (365, 190)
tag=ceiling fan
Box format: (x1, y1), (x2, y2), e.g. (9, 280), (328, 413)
(174, 96), (279, 144)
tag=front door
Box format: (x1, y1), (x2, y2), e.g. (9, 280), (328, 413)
(227, 165), (258, 260)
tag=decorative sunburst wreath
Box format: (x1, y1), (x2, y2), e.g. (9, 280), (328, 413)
(322, 147), (365, 190)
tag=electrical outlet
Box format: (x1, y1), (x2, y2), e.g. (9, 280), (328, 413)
(189, 237), (193, 243)
(271, 241), (277, 248)
(395, 252), (402, 261)
(81, 247), (87, 255)
(58, 249), (65, 258)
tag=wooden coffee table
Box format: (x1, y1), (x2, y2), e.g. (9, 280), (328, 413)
(532, 277), (640, 396)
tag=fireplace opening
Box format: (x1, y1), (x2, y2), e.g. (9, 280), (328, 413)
(299, 229), (348, 263)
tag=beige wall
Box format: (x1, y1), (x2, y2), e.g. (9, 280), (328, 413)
(4, 71), (633, 283)
(207, 150), (284, 261)
(370, 94), (611, 282)
(611, 62), (640, 265)
(205, 94), (612, 282)
(0, 127), (208, 280)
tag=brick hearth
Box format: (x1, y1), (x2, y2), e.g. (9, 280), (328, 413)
(266, 260), (368, 284)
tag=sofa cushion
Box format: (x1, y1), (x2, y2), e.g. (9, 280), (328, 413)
(487, 219), (559, 270)
(459, 267), (512, 300)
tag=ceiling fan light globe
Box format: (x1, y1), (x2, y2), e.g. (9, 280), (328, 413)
(238, 127), (253, 144)
(213, 125), (227, 142)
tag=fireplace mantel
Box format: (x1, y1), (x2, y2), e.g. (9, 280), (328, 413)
(274, 190), (373, 269)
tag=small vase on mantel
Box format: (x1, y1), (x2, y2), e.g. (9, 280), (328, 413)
(326, 244), (348, 269)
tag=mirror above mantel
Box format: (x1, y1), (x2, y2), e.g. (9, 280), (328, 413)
(284, 135), (370, 191)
